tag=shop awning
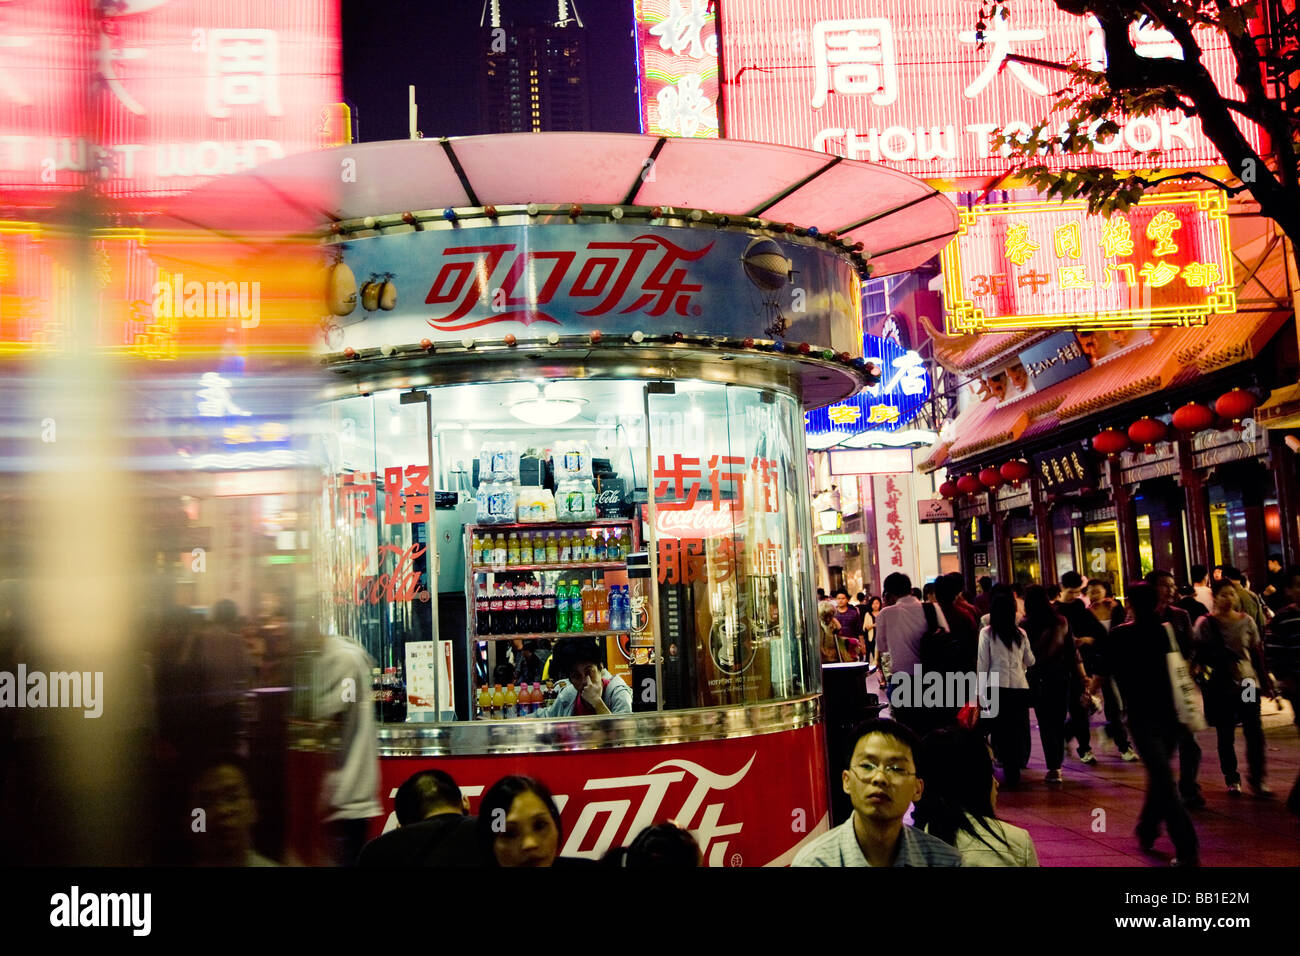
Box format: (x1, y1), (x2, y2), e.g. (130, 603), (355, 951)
(1257, 382), (1300, 430)
(934, 309), (1291, 468)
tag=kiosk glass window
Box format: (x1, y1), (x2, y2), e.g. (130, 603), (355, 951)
(318, 378), (818, 724)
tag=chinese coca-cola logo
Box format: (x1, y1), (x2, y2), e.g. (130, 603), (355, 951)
(336, 544), (430, 605)
(423, 234), (714, 331)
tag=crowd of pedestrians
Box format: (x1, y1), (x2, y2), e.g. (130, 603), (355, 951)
(858, 561), (1300, 868)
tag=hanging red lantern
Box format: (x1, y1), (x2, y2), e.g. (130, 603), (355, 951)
(1092, 428), (1130, 458)
(938, 480), (959, 500)
(956, 474), (982, 496)
(978, 467), (1003, 490)
(1000, 459), (1031, 486)
(1127, 416), (1168, 454)
(1215, 388), (1258, 432)
(1171, 402), (1215, 434)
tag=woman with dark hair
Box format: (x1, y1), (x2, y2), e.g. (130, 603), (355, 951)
(977, 587), (1034, 788)
(1022, 585), (1083, 785)
(1087, 579), (1137, 762)
(914, 728), (1039, 866)
(1194, 579), (1274, 796)
(476, 776), (567, 867)
(603, 822), (702, 867)
(863, 596), (883, 666)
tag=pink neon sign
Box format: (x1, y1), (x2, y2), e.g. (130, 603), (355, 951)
(717, 0), (1264, 179)
(635, 0), (720, 138)
(0, 0), (341, 208)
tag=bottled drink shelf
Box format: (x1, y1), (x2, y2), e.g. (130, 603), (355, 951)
(471, 562), (627, 573)
(469, 519), (632, 531)
(471, 630), (628, 641)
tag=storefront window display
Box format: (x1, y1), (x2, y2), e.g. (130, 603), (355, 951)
(1209, 485), (1251, 574)
(316, 376), (818, 723)
(1080, 519), (1122, 596)
(1009, 515), (1038, 586)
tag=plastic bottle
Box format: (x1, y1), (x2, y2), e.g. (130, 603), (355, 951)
(506, 533), (520, 566)
(487, 584), (502, 633)
(545, 531), (559, 564)
(476, 584), (491, 635)
(563, 580), (577, 632)
(607, 529), (621, 562)
(556, 582), (572, 634)
(519, 531), (532, 565)
(477, 683), (491, 719)
(595, 580), (610, 630)
(532, 533), (546, 564)
(504, 683), (518, 719)
(491, 683), (505, 719)
(581, 580), (596, 632)
(502, 583), (518, 634)
(491, 533), (503, 567)
(529, 585), (544, 634)
(542, 581), (557, 632)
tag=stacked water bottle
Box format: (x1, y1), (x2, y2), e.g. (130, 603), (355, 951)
(475, 441), (519, 524)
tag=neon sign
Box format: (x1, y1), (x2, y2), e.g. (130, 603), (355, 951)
(717, 0), (1262, 179)
(940, 191), (1235, 333)
(806, 332), (930, 437)
(634, 0), (720, 138)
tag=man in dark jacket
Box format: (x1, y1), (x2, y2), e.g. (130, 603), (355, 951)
(1100, 584), (1199, 866)
(1265, 566), (1300, 816)
(1054, 571), (1100, 764)
(356, 770), (481, 866)
(1147, 569), (1204, 808)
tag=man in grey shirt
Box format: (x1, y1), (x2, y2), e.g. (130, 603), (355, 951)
(875, 572), (949, 737)
(793, 719), (962, 867)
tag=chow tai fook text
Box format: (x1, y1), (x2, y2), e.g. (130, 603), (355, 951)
(941, 192), (1235, 334)
(716, 0), (1262, 178)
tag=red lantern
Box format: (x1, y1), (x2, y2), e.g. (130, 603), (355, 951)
(939, 480), (959, 500)
(1171, 402), (1215, 434)
(1092, 428), (1130, 458)
(1000, 460), (1031, 486)
(1127, 416), (1167, 454)
(956, 474), (982, 496)
(979, 467), (1003, 490)
(1215, 388), (1258, 431)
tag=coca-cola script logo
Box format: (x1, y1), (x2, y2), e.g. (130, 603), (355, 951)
(335, 544), (430, 605)
(386, 753), (754, 865)
(423, 235), (714, 331)
(653, 504), (739, 539)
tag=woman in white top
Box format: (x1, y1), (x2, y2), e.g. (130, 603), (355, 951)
(978, 587), (1035, 788)
(915, 726), (1040, 867)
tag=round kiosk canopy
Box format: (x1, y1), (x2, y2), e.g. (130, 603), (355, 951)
(165, 134), (958, 407)
(167, 133), (957, 277)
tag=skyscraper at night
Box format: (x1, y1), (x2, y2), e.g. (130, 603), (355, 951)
(479, 0), (590, 133)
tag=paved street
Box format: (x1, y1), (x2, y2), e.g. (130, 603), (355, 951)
(869, 672), (1300, 865)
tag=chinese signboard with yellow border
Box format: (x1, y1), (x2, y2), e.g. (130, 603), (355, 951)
(941, 191), (1235, 333)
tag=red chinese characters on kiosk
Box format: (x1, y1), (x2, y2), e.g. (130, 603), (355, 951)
(337, 465), (430, 523)
(653, 452), (780, 513)
(423, 235), (713, 331)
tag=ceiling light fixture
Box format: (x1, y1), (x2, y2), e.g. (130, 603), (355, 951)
(508, 384), (586, 426)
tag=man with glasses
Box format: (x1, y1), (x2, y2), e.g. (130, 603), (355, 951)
(793, 719), (962, 867)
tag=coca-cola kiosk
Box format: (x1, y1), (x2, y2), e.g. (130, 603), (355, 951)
(197, 132), (955, 866)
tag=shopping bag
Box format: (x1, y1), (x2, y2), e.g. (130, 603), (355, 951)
(1165, 622), (1206, 732)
